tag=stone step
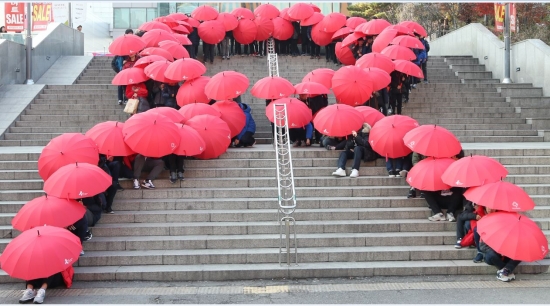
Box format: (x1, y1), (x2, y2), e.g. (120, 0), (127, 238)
(461, 78), (501, 84)
(497, 87), (543, 97)
(508, 97), (550, 108)
(449, 64), (486, 72)
(444, 58), (479, 65)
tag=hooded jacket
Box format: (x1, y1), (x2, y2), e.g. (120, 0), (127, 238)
(237, 103), (256, 140)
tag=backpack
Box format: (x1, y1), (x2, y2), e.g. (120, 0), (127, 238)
(111, 56), (123, 73)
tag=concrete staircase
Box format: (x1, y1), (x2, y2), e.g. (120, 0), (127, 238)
(0, 55), (549, 282)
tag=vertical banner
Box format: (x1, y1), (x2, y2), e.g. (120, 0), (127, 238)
(494, 3), (516, 33)
(31, 3), (53, 31)
(52, 2), (69, 25)
(72, 2), (86, 24)
(4, 2), (26, 32)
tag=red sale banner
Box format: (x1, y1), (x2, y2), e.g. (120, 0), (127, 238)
(31, 3), (53, 31)
(494, 3), (517, 33)
(4, 2), (25, 32)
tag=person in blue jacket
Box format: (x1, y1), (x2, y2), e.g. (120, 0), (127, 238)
(235, 103), (256, 147)
(411, 46), (427, 88)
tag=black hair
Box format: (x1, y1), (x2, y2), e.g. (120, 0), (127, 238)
(0, 26), (5, 33)
(77, 25), (82, 28)
(125, 28), (134, 34)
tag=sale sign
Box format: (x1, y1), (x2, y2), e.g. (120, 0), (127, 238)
(32, 2), (53, 31)
(494, 3), (517, 33)
(4, 2), (25, 32)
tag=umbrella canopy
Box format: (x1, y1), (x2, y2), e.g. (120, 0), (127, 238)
(168, 12), (189, 21)
(186, 17), (200, 28)
(342, 31), (366, 48)
(254, 3), (280, 19)
(369, 115), (419, 158)
(216, 12), (239, 31)
(279, 8), (298, 22)
(321, 13), (347, 33)
(272, 17), (294, 40)
(311, 22), (335, 47)
(158, 40), (190, 59)
(173, 123), (206, 156)
(172, 33), (192, 45)
(12, 195), (86, 232)
(212, 100), (247, 138)
(399, 21), (428, 37)
(186, 115), (232, 159)
(197, 20), (226, 44)
(313, 104), (364, 137)
(309, 3), (322, 13)
(302, 68), (335, 89)
(287, 3), (314, 21)
(332, 65), (373, 106)
(266, 98), (312, 128)
(191, 5), (219, 21)
(171, 24), (190, 34)
(355, 106), (385, 127)
(165, 58), (206, 81)
(112, 67), (148, 86)
(109, 34), (146, 56)
(294, 81), (329, 96)
(205, 71), (250, 100)
(332, 27), (354, 40)
(441, 155), (509, 187)
(156, 16), (179, 28)
(478, 212), (548, 262)
(142, 29), (178, 48)
(233, 18), (258, 45)
(335, 42), (356, 66)
(356, 19), (392, 35)
(301, 12), (324, 27)
(364, 67), (391, 91)
(134, 55), (168, 69)
(356, 52), (395, 74)
(139, 21), (172, 32)
(43, 162), (112, 199)
(381, 45), (417, 61)
(0, 226), (82, 280)
(393, 59), (424, 79)
(179, 103), (221, 119)
(406, 157), (455, 191)
(231, 7), (254, 20)
(140, 47), (174, 61)
(38, 133), (99, 181)
(255, 17), (274, 41)
(403, 125), (461, 158)
(251, 76), (295, 100)
(372, 28), (398, 53)
(176, 76), (211, 106)
(464, 181), (535, 212)
(146, 107), (187, 124)
(143, 60), (178, 83)
(391, 35), (425, 50)
(122, 112), (180, 158)
(85, 121), (134, 156)
(346, 17), (367, 30)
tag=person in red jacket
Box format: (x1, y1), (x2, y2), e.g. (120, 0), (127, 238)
(19, 266), (74, 304)
(125, 83), (148, 100)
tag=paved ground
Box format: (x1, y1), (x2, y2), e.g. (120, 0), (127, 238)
(2, 274), (550, 304)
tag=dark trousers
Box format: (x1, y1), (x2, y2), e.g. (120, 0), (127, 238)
(229, 37), (235, 55)
(474, 226), (481, 252)
(456, 215), (472, 240)
(26, 272), (64, 289)
(422, 61), (428, 81)
(167, 154), (185, 173)
(234, 41), (242, 55)
(386, 158), (404, 172)
(105, 184), (117, 211)
(244, 42), (257, 55)
(289, 128), (308, 142)
(290, 38), (299, 55)
(423, 190), (463, 216)
(389, 92), (402, 115)
(185, 45), (196, 59)
(108, 160), (134, 182)
(337, 146), (365, 170)
(326, 43), (337, 63)
(485, 249), (521, 272)
(203, 43), (214, 62)
(118, 86), (126, 101)
(69, 215), (88, 242)
(301, 35), (310, 54)
(257, 40), (265, 56)
(192, 43), (199, 59)
(133, 155), (165, 180)
(310, 41), (320, 57)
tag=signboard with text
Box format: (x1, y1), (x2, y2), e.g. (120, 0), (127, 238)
(31, 2), (53, 31)
(4, 2), (25, 32)
(494, 3), (517, 32)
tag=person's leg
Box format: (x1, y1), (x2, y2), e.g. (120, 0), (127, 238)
(485, 249), (507, 270)
(396, 94), (403, 115)
(133, 155), (146, 180)
(337, 151), (352, 170)
(455, 214), (467, 240)
(108, 161), (121, 184)
(118, 86), (123, 101)
(386, 159), (394, 174)
(146, 159), (165, 180)
(168, 154), (177, 173)
(395, 157), (403, 172)
(503, 258), (521, 273)
(105, 183), (117, 212)
(445, 191), (464, 218)
(422, 61), (428, 81)
(423, 191), (443, 215)
(352, 146), (365, 170)
(240, 131), (255, 147)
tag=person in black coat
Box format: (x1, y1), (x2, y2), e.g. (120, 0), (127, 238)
(305, 94), (328, 143)
(331, 123), (377, 178)
(389, 71), (404, 115)
(188, 27), (200, 59)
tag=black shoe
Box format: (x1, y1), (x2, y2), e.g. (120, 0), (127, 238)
(407, 188), (416, 198)
(83, 231), (92, 241)
(178, 172), (184, 181)
(116, 183), (124, 191)
(169, 172), (177, 184)
(104, 208), (114, 214)
(403, 98), (409, 104)
(420, 192), (425, 198)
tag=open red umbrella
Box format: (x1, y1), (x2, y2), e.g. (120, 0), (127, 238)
(198, 20), (226, 44)
(478, 212), (548, 262)
(335, 42), (356, 66)
(272, 17), (294, 40)
(382, 45), (417, 61)
(171, 25), (190, 34)
(139, 21), (172, 32)
(332, 65), (372, 106)
(233, 18), (258, 45)
(464, 181), (535, 212)
(369, 115), (419, 158)
(399, 21), (428, 37)
(251, 76), (295, 100)
(255, 3), (280, 19)
(294, 81), (329, 96)
(356, 19), (392, 35)
(191, 5), (219, 21)
(38, 133), (99, 181)
(346, 17), (367, 30)
(146, 107), (186, 124)
(342, 31), (366, 48)
(140, 47), (174, 61)
(165, 58), (206, 82)
(12, 195), (86, 231)
(301, 12), (324, 27)
(109, 34), (146, 56)
(216, 12), (239, 31)
(311, 22), (335, 46)
(355, 106), (385, 127)
(176, 76), (211, 106)
(287, 3), (314, 21)
(205, 71), (249, 100)
(255, 17), (274, 41)
(391, 35), (424, 50)
(441, 155), (509, 188)
(122, 112), (180, 158)
(356, 52), (395, 74)
(43, 162), (112, 199)
(112, 67), (148, 85)
(168, 12), (189, 21)
(186, 115), (232, 159)
(144, 60), (178, 83)
(371, 28), (398, 53)
(332, 27), (354, 40)
(156, 16), (179, 28)
(313, 104), (364, 137)
(302, 68), (335, 89)
(394, 59), (424, 79)
(212, 100), (246, 138)
(0, 226), (82, 280)
(142, 29), (178, 48)
(173, 123), (206, 156)
(309, 3), (322, 13)
(266, 98), (312, 128)
(364, 67), (391, 91)
(403, 124), (461, 158)
(85, 121), (134, 156)
(279, 8), (297, 22)
(134, 55), (168, 69)
(172, 33), (192, 45)
(321, 13), (347, 33)
(406, 157), (454, 191)
(186, 17), (200, 28)
(231, 7), (254, 20)
(158, 40), (190, 59)
(179, 103), (221, 119)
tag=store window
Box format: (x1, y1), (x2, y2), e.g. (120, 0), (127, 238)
(114, 7), (158, 29)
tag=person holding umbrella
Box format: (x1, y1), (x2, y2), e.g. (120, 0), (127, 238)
(332, 123), (377, 178)
(234, 102), (256, 147)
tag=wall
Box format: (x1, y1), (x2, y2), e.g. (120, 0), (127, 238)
(430, 23), (550, 96)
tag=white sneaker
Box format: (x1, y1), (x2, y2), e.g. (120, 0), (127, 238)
(447, 212), (456, 222)
(133, 179), (140, 189)
(19, 289), (36, 303)
(141, 180), (155, 189)
(428, 213), (446, 221)
(331, 168), (346, 177)
(399, 170), (408, 178)
(349, 169), (359, 178)
(117, 100), (122, 105)
(33, 289), (45, 304)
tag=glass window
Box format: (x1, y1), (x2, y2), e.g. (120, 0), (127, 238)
(130, 8), (147, 29)
(147, 8), (158, 22)
(114, 8), (130, 29)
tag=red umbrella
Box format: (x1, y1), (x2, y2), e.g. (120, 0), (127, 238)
(112, 67), (148, 85)
(255, 3), (280, 19)
(310, 3), (322, 13)
(134, 55), (168, 69)
(168, 13), (189, 21)
(38, 133), (99, 181)
(186, 17), (200, 28)
(390, 24), (413, 35)
(109, 34), (146, 56)
(251, 76), (295, 99)
(186, 115), (232, 159)
(233, 18), (258, 45)
(144, 60), (178, 83)
(301, 12), (324, 26)
(158, 40), (190, 59)
(369, 115), (419, 158)
(478, 212), (548, 262)
(165, 58), (206, 82)
(294, 81), (329, 96)
(140, 47), (174, 61)
(332, 65), (372, 106)
(355, 106), (385, 127)
(191, 5), (219, 21)
(302, 68), (335, 89)
(464, 181), (535, 212)
(381, 45), (417, 61)
(176, 76), (211, 106)
(441, 155), (509, 188)
(335, 42), (356, 66)
(399, 21), (428, 37)
(139, 21), (172, 32)
(12, 195), (86, 231)
(403, 124), (461, 158)
(156, 16), (179, 28)
(279, 8), (296, 22)
(332, 27), (354, 40)
(255, 17), (274, 41)
(198, 20), (226, 44)
(174, 123), (206, 156)
(231, 7), (254, 20)
(171, 25), (190, 35)
(311, 22), (335, 47)
(146, 107), (186, 124)
(346, 17), (367, 30)
(364, 67), (391, 91)
(406, 157), (455, 191)
(216, 12), (239, 31)
(313, 104), (364, 137)
(372, 28), (398, 53)
(212, 100), (246, 138)
(394, 59), (424, 79)
(321, 13), (347, 33)
(85, 121), (134, 156)
(287, 3), (314, 21)
(179, 103), (221, 119)
(173, 33), (192, 45)
(44, 162), (112, 199)
(0, 226), (82, 280)
(272, 17), (294, 40)
(356, 52), (395, 74)
(122, 112), (181, 158)
(142, 29), (178, 48)
(356, 19), (392, 35)
(342, 32), (366, 48)
(205, 71), (250, 100)
(266, 98), (312, 128)
(391, 35), (424, 50)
